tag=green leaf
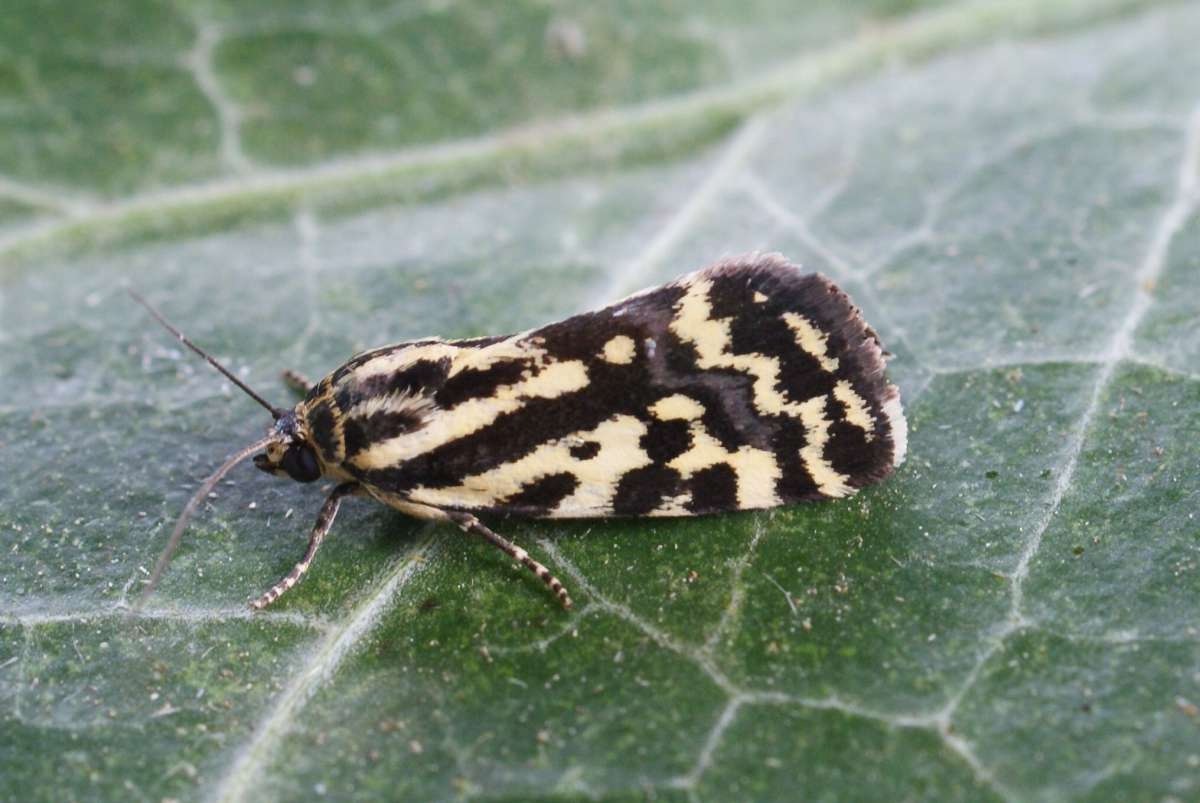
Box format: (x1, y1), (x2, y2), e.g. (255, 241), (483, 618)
(2, 1), (1198, 801)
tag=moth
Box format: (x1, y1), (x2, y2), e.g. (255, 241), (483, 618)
(135, 254), (906, 610)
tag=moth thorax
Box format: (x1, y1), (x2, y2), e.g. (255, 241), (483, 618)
(294, 396), (346, 468)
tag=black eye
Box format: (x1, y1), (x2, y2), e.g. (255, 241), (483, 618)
(280, 443), (321, 483)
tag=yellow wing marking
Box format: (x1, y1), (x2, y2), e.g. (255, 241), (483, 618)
(832, 379), (875, 442)
(599, 335), (636, 364)
(781, 312), (839, 373)
(407, 415), (651, 515)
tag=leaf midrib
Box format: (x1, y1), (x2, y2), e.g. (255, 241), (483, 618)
(0, 0), (1174, 270)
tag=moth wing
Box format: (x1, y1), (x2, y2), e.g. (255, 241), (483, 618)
(336, 254), (905, 518)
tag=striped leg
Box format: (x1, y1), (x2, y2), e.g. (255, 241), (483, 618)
(447, 512), (572, 609)
(281, 369), (313, 396)
(250, 482), (360, 609)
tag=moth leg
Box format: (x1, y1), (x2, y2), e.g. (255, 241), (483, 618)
(281, 369), (313, 396)
(382, 498), (572, 609)
(446, 511), (573, 609)
(250, 482), (360, 610)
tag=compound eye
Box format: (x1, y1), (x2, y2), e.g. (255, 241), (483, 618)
(280, 443), (321, 483)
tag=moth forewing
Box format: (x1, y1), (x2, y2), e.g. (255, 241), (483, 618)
(138, 253), (905, 611)
(320, 254), (905, 517)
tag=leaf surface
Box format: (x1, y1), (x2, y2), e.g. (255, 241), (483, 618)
(2, 2), (1199, 801)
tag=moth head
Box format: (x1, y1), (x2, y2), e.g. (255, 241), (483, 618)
(253, 410), (322, 483)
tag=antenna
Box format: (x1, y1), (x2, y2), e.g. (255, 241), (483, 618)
(128, 289), (283, 419)
(136, 434), (279, 608)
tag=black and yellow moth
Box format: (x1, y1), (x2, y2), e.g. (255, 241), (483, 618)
(135, 253), (907, 610)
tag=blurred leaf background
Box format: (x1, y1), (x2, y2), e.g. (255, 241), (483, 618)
(2, 1), (1199, 801)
